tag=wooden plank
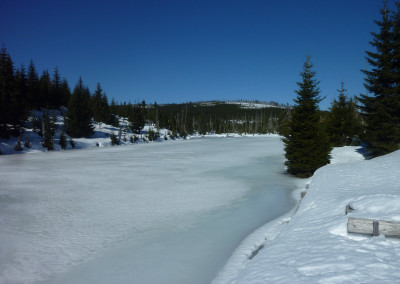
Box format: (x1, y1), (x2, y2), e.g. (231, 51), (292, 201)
(348, 217), (374, 235)
(379, 220), (400, 237)
(347, 217), (400, 238)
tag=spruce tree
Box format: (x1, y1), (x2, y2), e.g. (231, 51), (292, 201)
(392, 2), (400, 138)
(39, 70), (51, 108)
(326, 83), (362, 146)
(60, 79), (71, 107)
(66, 77), (94, 138)
(0, 46), (25, 137)
(359, 4), (400, 157)
(282, 57), (331, 178)
(59, 129), (67, 149)
(14, 136), (23, 151)
(51, 67), (62, 108)
(42, 111), (54, 150)
(91, 83), (111, 124)
(15, 65), (28, 113)
(27, 60), (40, 110)
(128, 103), (145, 134)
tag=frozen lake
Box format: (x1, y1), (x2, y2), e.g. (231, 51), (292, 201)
(0, 136), (298, 284)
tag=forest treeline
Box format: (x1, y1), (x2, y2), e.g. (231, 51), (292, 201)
(0, 46), (292, 141)
(0, 42), (363, 154)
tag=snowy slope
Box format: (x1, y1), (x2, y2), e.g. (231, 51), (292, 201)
(216, 147), (400, 283)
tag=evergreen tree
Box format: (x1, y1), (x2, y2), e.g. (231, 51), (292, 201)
(39, 70), (51, 108)
(0, 46), (25, 137)
(42, 111), (54, 150)
(326, 83), (362, 146)
(110, 131), (119, 145)
(15, 65), (28, 112)
(14, 136), (23, 151)
(66, 77), (94, 138)
(392, 2), (400, 138)
(91, 83), (111, 124)
(59, 129), (67, 149)
(10, 65), (28, 133)
(359, 4), (400, 157)
(24, 133), (30, 148)
(51, 67), (62, 108)
(27, 60), (40, 109)
(60, 79), (71, 107)
(128, 103), (145, 134)
(283, 57), (331, 178)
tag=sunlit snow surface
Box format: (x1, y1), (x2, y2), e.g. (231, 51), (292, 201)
(0, 136), (298, 284)
(217, 147), (400, 284)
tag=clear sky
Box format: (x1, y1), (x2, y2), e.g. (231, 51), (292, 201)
(0, 0), (389, 109)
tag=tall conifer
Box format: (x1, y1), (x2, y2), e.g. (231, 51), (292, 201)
(283, 57), (331, 178)
(326, 83), (362, 146)
(27, 60), (40, 110)
(66, 77), (94, 138)
(359, 3), (400, 157)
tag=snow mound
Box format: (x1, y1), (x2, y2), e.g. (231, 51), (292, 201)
(215, 147), (400, 283)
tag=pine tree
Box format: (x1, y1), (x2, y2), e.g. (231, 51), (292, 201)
(91, 83), (111, 125)
(0, 46), (25, 137)
(14, 136), (23, 151)
(39, 70), (51, 108)
(326, 83), (362, 146)
(128, 103), (145, 134)
(359, 4), (400, 157)
(51, 67), (62, 108)
(66, 77), (94, 138)
(24, 133), (30, 148)
(283, 57), (331, 178)
(60, 79), (71, 107)
(110, 131), (119, 145)
(27, 60), (40, 109)
(42, 111), (54, 150)
(392, 2), (400, 140)
(59, 129), (67, 149)
(15, 65), (28, 112)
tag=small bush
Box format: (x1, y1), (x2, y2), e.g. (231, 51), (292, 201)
(110, 132), (119, 145)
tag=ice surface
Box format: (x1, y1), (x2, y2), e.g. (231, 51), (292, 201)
(0, 136), (298, 284)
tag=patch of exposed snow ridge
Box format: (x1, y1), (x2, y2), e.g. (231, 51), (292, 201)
(215, 147), (400, 283)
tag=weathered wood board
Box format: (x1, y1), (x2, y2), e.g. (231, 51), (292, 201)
(348, 217), (374, 235)
(348, 217), (400, 238)
(379, 220), (400, 237)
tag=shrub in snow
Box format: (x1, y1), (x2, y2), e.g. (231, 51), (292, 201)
(110, 132), (119, 145)
(59, 130), (67, 149)
(14, 136), (23, 151)
(69, 139), (75, 148)
(24, 134), (30, 148)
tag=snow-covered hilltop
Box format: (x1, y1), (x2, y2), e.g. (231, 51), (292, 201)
(197, 100), (285, 109)
(215, 147), (400, 283)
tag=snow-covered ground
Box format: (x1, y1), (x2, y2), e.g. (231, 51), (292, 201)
(0, 136), (299, 284)
(215, 147), (400, 283)
(2, 122), (400, 284)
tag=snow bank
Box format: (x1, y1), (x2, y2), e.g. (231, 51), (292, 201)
(216, 147), (400, 283)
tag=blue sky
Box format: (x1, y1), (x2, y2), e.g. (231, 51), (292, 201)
(0, 0), (388, 109)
